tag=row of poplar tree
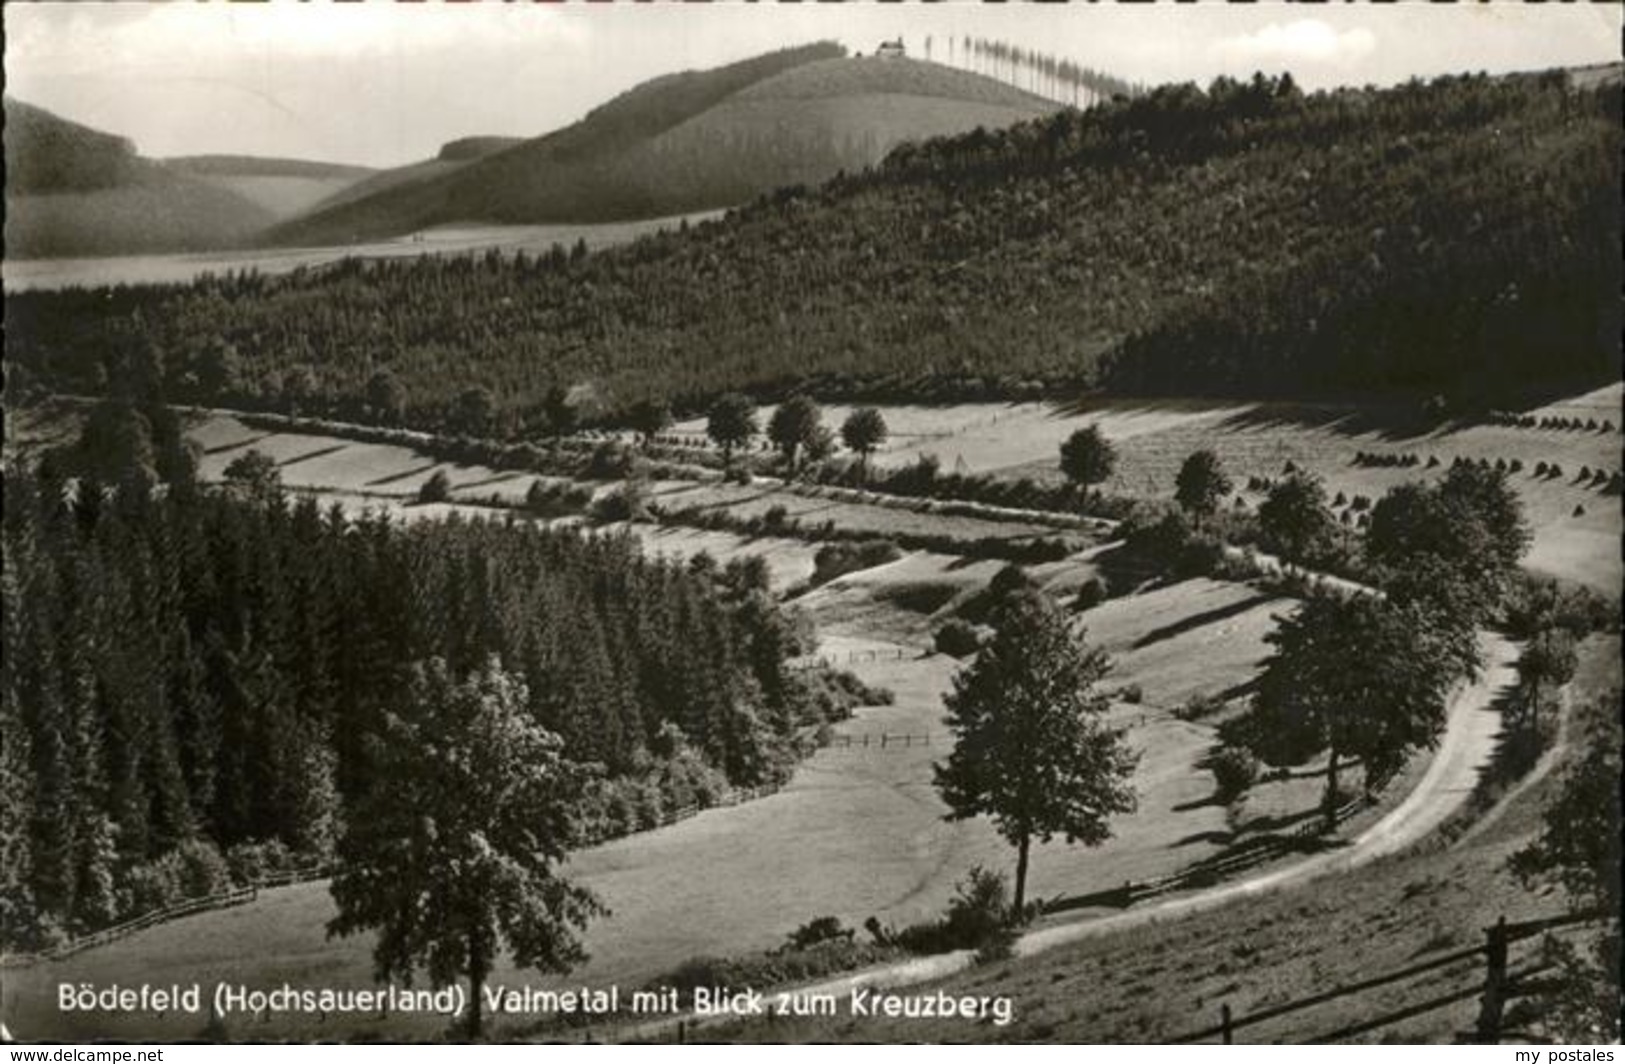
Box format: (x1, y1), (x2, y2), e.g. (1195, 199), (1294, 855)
(0, 428), (825, 949)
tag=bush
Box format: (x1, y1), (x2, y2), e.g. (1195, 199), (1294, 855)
(935, 618), (984, 658)
(226, 839), (294, 886)
(811, 539), (901, 586)
(1117, 683), (1144, 705)
(1176, 692), (1227, 721)
(1174, 531), (1225, 578)
(524, 478), (592, 517)
(988, 563), (1037, 601)
(1074, 575), (1110, 610)
(1210, 747), (1260, 801)
(783, 916), (854, 952)
(119, 856), (182, 919)
(590, 482), (647, 523)
(892, 865), (1017, 958)
(417, 469), (452, 503)
(173, 839), (233, 899)
(587, 441), (636, 480)
(946, 866), (1014, 943)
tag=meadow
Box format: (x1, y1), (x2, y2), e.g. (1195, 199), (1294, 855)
(676, 386), (1622, 590)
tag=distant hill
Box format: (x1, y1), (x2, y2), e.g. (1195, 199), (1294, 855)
(267, 44), (1059, 244)
(164, 154), (376, 221)
(4, 98), (277, 258)
(436, 137), (524, 162)
(299, 136), (524, 220)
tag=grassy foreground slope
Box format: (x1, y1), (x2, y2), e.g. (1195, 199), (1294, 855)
(3, 99), (277, 258)
(7, 67), (1619, 431)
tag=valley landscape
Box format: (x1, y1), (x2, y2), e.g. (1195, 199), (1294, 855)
(1, 7), (1619, 1049)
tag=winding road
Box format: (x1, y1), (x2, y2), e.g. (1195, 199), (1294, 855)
(610, 631), (1518, 1043)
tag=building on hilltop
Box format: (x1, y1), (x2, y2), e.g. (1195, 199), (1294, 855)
(876, 39), (905, 59)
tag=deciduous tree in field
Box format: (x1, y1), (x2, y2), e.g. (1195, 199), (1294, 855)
(768, 395), (823, 474)
(1517, 629), (1576, 732)
(1367, 465), (1530, 606)
(1244, 590), (1475, 829)
(1174, 449), (1232, 528)
(1257, 471), (1334, 570)
(629, 397), (672, 451)
(934, 592), (1137, 914)
(707, 393), (758, 471)
(841, 408), (889, 477)
(222, 449), (283, 506)
(328, 657), (604, 1039)
(1059, 425), (1116, 495)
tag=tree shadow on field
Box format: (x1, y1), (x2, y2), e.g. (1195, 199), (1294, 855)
(1045, 396), (1248, 420)
(1131, 592), (1282, 649)
(1171, 829), (1234, 848)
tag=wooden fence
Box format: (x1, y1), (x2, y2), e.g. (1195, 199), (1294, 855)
(791, 646), (920, 670)
(580, 781), (784, 845)
(824, 732), (933, 750)
(1170, 910), (1607, 1044)
(5, 778), (800, 969)
(1, 863), (332, 969)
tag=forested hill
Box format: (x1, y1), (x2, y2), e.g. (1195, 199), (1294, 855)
(3, 98), (277, 258)
(7, 69), (1619, 434)
(265, 44), (1059, 244)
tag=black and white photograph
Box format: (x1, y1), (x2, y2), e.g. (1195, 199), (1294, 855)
(1, 0), (1620, 1048)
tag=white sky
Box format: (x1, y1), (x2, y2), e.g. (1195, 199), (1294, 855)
(4, 1), (1619, 170)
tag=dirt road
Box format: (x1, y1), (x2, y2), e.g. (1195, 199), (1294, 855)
(612, 632), (1517, 1043)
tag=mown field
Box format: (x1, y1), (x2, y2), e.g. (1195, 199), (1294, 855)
(674, 385), (1622, 591)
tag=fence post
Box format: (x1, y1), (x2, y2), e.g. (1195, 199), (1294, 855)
(1474, 916), (1509, 1043)
(1221, 1003), (1233, 1045)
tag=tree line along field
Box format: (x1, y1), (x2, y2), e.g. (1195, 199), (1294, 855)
(666, 389), (1621, 591)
